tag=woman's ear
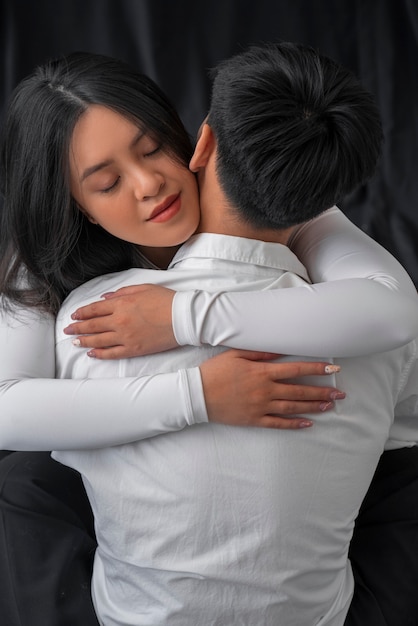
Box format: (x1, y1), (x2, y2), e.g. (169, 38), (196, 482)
(189, 123), (216, 173)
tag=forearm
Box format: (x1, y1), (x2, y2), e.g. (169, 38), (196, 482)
(0, 368), (206, 451)
(173, 280), (417, 357)
(0, 302), (206, 451)
(173, 207), (418, 357)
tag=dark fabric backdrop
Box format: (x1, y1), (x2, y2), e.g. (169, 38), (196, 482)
(2, 0), (417, 286)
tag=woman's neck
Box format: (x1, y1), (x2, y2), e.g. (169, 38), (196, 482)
(138, 245), (180, 270)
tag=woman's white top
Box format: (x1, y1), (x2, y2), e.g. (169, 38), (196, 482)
(1, 207), (417, 451)
(173, 207), (418, 355)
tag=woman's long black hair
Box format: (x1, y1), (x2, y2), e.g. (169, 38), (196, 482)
(0, 52), (194, 315)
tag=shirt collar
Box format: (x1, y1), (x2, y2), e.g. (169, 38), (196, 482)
(169, 233), (310, 282)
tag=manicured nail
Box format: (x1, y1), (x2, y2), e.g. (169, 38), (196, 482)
(330, 391), (346, 400)
(325, 365), (341, 374)
(299, 420), (313, 428)
(72, 338), (81, 347)
(71, 312), (80, 320)
(87, 350), (96, 358)
(319, 401), (333, 412)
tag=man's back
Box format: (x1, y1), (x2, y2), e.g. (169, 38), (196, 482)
(54, 234), (416, 626)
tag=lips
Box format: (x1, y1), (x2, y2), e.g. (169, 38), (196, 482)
(147, 194), (181, 223)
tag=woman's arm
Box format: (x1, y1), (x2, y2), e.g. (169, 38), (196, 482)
(288, 206), (417, 291)
(172, 207), (418, 356)
(0, 303), (204, 450)
(64, 207), (418, 359)
(0, 302), (342, 451)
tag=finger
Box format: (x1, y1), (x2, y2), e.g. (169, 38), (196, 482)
(268, 399), (336, 415)
(229, 349), (283, 361)
(85, 346), (136, 360)
(266, 361), (341, 378)
(251, 416), (314, 429)
(71, 332), (118, 349)
(64, 319), (114, 335)
(268, 383), (345, 402)
(70, 301), (115, 321)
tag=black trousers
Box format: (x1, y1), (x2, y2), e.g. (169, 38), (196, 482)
(0, 451), (99, 626)
(345, 446), (418, 626)
(0, 448), (418, 626)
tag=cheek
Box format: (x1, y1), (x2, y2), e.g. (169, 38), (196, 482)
(80, 201), (104, 227)
(97, 211), (129, 235)
(79, 200), (121, 235)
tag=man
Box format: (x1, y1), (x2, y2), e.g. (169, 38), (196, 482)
(54, 42), (418, 625)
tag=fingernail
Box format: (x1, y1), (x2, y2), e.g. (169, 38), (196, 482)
(319, 401), (333, 412)
(299, 420), (313, 428)
(330, 391), (346, 400)
(72, 338), (81, 347)
(325, 365), (341, 374)
(71, 312), (80, 320)
(87, 350), (96, 358)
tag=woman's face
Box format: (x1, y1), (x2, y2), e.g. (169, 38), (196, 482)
(69, 105), (201, 252)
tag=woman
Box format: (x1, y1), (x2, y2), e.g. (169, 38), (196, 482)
(1, 51), (417, 449)
(0, 51), (417, 625)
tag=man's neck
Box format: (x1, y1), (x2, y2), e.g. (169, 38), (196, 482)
(194, 148), (295, 246)
(197, 203), (295, 246)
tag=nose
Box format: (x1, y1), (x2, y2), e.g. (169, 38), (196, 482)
(131, 166), (164, 201)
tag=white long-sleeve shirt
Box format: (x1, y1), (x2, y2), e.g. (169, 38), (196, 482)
(1, 207), (417, 451)
(54, 232), (418, 625)
(173, 208), (418, 355)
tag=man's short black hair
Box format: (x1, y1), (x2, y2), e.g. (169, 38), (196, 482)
(207, 41), (383, 229)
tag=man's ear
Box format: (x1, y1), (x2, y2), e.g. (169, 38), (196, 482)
(189, 123), (215, 172)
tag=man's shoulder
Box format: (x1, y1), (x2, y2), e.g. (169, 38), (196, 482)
(57, 267), (161, 323)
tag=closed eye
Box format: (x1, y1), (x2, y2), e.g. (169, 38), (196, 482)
(100, 177), (120, 194)
(144, 143), (162, 158)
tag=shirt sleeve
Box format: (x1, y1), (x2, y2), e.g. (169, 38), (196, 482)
(386, 340), (418, 449)
(172, 207), (418, 357)
(0, 303), (207, 451)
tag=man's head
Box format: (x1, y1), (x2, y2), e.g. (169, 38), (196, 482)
(193, 41), (383, 230)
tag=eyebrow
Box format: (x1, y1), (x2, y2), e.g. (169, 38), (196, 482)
(79, 128), (145, 183)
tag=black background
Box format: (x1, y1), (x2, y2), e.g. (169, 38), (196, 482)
(2, 0), (417, 286)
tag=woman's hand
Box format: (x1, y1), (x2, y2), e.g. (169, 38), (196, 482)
(64, 284), (177, 358)
(200, 350), (345, 429)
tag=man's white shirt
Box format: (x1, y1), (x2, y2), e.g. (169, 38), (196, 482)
(54, 233), (418, 626)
